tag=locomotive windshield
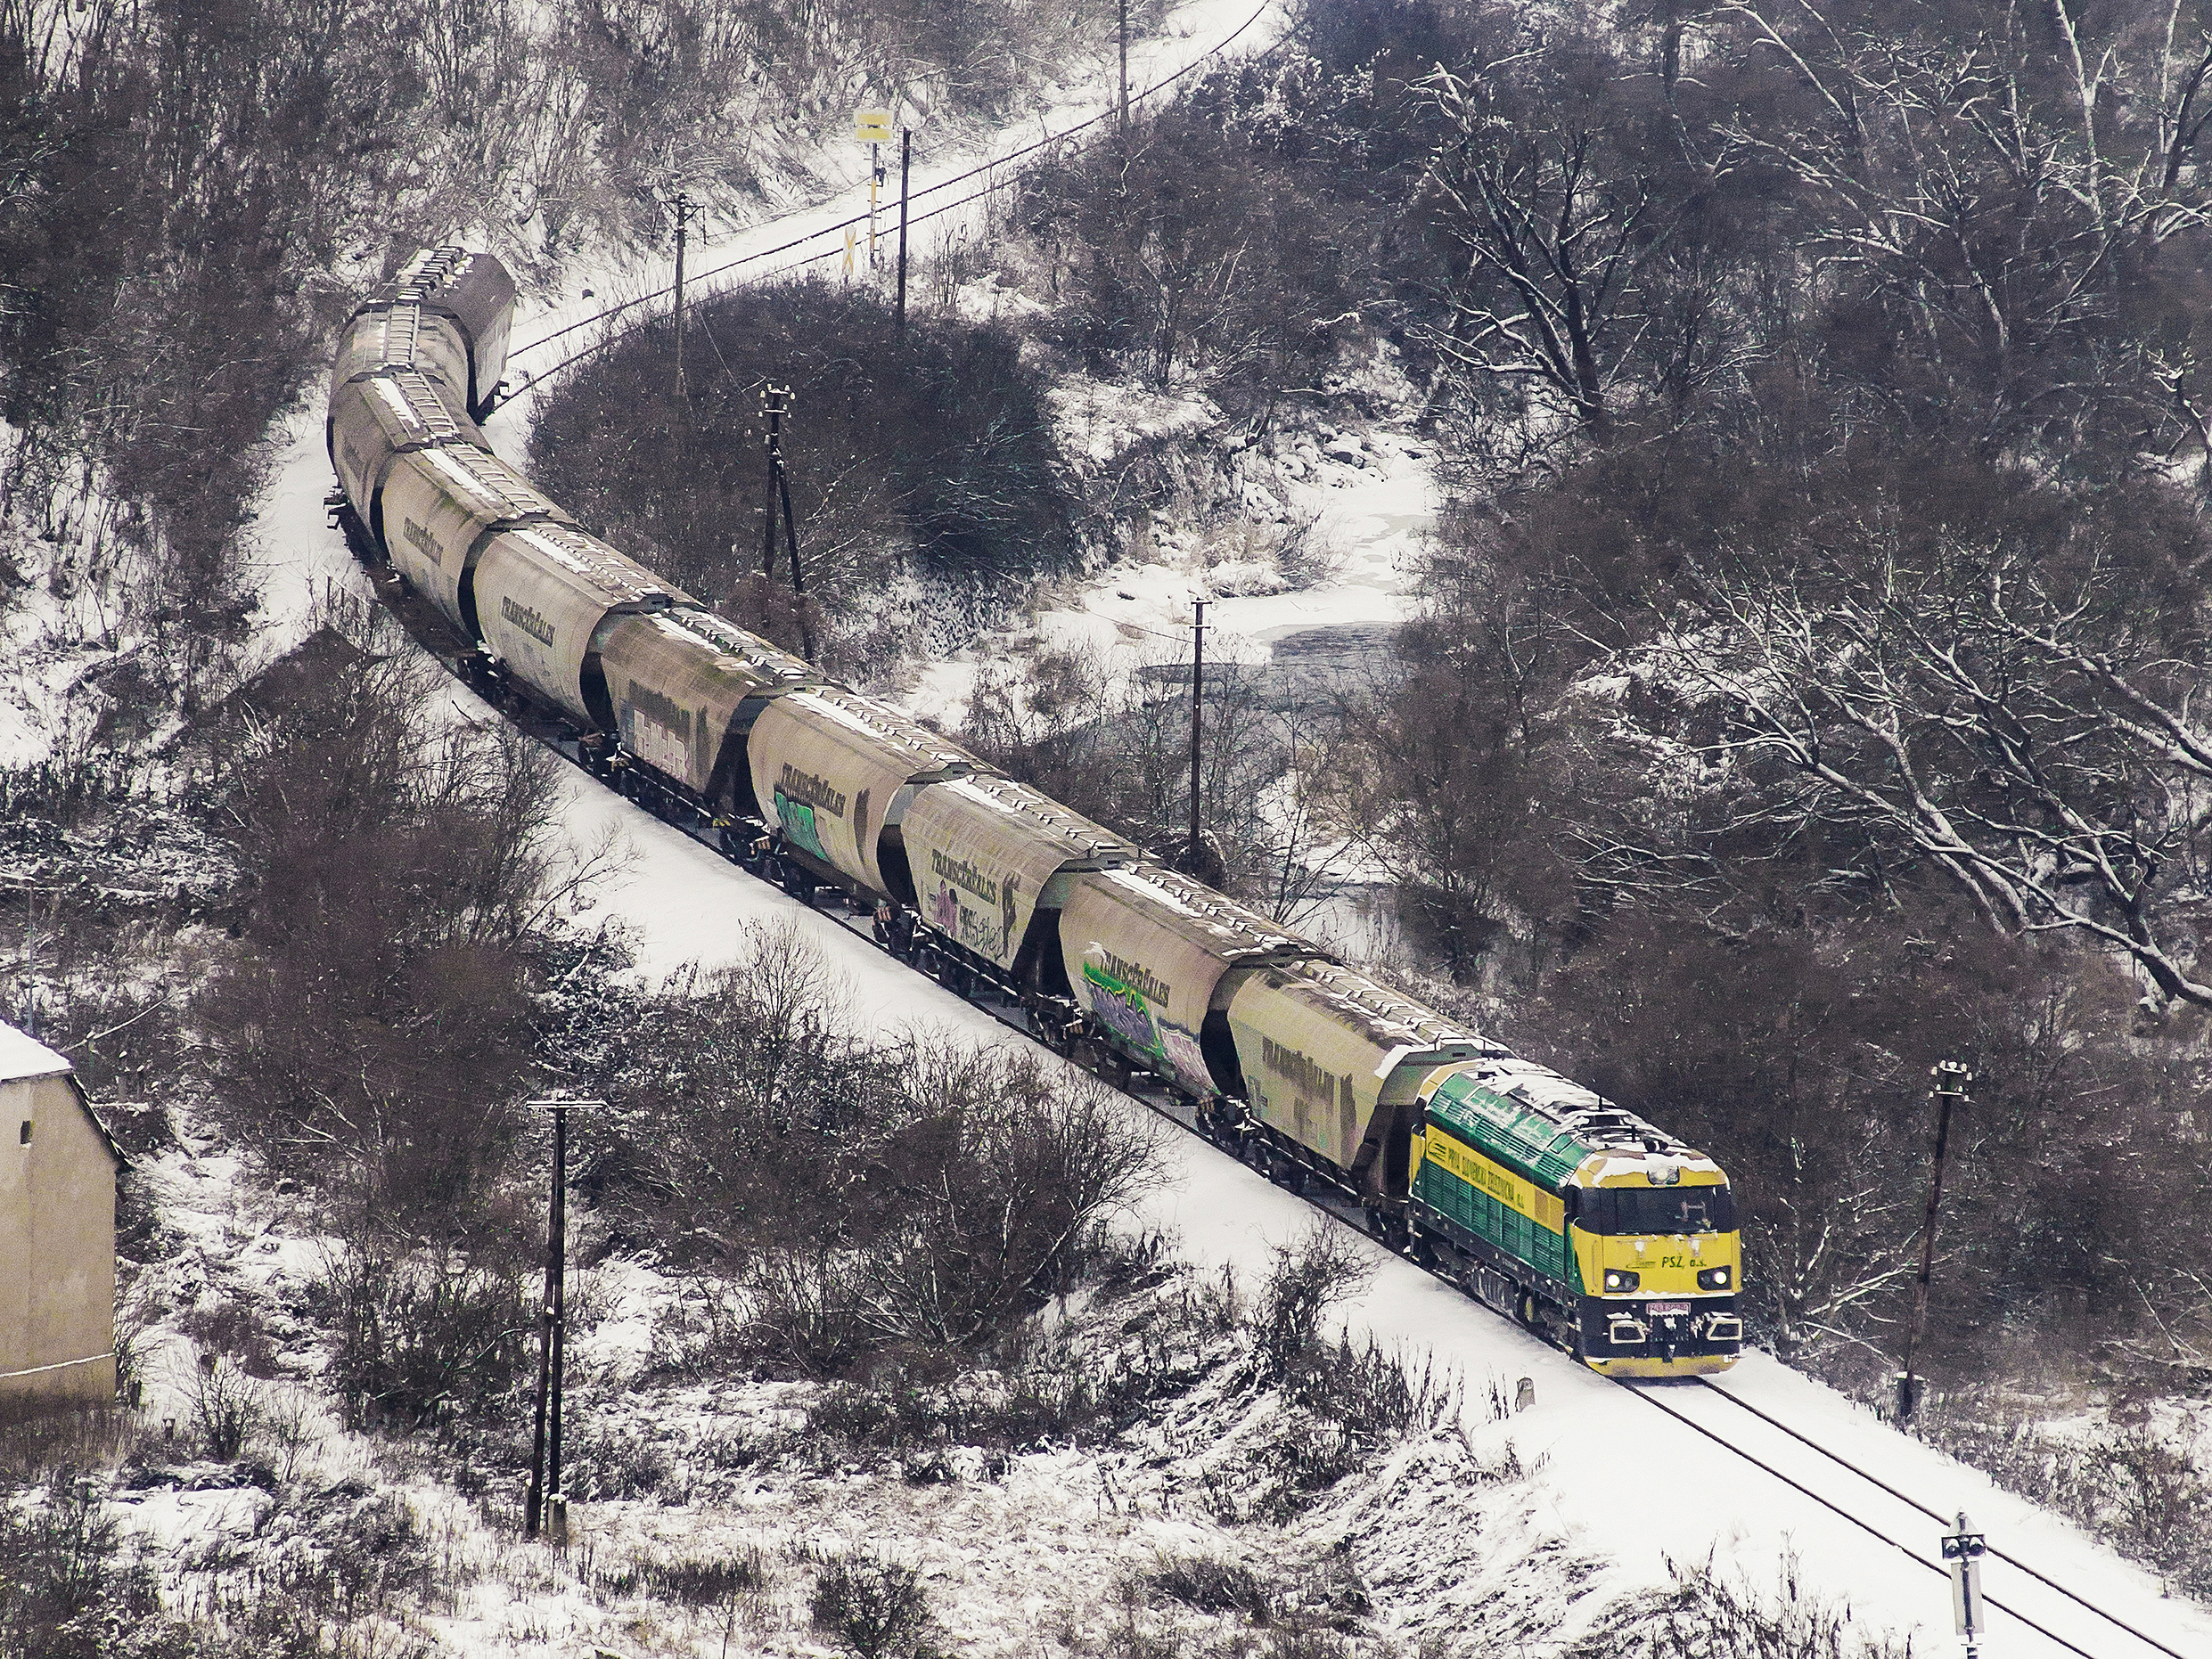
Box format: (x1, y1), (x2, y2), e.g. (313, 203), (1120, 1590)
(1577, 1186), (1737, 1235)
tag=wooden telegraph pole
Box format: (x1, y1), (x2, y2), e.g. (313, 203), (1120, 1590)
(895, 127), (912, 341)
(1896, 1060), (1970, 1426)
(523, 1097), (602, 1544)
(1188, 598), (1205, 870)
(759, 384), (818, 662)
(670, 192), (696, 401)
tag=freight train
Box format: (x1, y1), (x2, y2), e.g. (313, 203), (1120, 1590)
(325, 247), (1743, 1377)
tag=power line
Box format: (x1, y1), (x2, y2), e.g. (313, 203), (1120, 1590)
(1618, 1378), (2109, 1659)
(504, 0), (1288, 368)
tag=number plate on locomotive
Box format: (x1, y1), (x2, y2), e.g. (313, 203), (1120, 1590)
(1647, 1302), (1690, 1315)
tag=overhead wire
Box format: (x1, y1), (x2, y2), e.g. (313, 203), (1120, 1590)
(501, 0), (1290, 380)
(1617, 1377), (2110, 1659)
(1691, 1380), (2193, 1659)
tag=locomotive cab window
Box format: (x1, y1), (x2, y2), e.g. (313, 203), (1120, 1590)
(1578, 1186), (1736, 1235)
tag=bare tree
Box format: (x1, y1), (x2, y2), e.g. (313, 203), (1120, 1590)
(1632, 531), (2212, 1009)
(1416, 60), (1655, 434)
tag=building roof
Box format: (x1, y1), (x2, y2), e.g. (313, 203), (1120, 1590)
(0, 1020), (123, 1165)
(0, 1022), (70, 1085)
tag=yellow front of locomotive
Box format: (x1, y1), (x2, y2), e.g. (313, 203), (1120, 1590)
(1568, 1153), (1743, 1377)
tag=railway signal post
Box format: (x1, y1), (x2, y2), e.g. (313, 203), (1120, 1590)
(1942, 1512), (1987, 1659)
(856, 110), (891, 267)
(523, 1096), (603, 1545)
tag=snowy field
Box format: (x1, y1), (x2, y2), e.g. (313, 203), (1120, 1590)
(103, 0), (2212, 1650)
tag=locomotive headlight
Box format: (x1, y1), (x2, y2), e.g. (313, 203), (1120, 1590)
(1697, 1265), (1733, 1291)
(1602, 1268), (1640, 1293)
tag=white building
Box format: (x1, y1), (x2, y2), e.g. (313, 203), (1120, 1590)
(0, 1020), (120, 1418)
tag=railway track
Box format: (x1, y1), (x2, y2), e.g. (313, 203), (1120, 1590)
(492, 0), (1290, 400)
(1637, 1377), (2195, 1659)
(342, 552), (2203, 1659)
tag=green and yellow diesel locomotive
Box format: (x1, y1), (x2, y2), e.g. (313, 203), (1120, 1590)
(1408, 1064), (1741, 1375)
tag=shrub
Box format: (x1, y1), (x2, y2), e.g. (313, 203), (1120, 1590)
(809, 1553), (938, 1659)
(528, 280), (1073, 672)
(0, 1475), (186, 1659)
(196, 603), (595, 1226)
(1253, 1224), (1372, 1380)
(592, 959), (1162, 1375)
(592, 1548), (764, 1608)
(1571, 1551), (1912, 1659)
(313, 1243), (531, 1432)
(186, 1355), (262, 1462)
(1144, 1553), (1273, 1621)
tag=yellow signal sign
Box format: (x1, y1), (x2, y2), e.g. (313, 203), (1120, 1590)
(856, 110), (892, 143)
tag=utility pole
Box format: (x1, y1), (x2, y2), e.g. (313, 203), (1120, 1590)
(758, 384), (818, 662)
(895, 127), (912, 341)
(670, 192), (697, 401)
(1896, 1060), (1970, 1426)
(523, 1097), (602, 1544)
(1118, 0), (1130, 145)
(761, 383), (787, 580)
(1188, 598), (1205, 870)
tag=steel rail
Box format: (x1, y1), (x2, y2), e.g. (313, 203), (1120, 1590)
(1608, 1376), (2108, 1659)
(1688, 1377), (2192, 1659)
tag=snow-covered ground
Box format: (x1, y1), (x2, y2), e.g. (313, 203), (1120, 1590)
(74, 0), (2210, 1651)
(496, 0), (1290, 409)
(530, 774), (2212, 1659)
(901, 378), (1441, 733)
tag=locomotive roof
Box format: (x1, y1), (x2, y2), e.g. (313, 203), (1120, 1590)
(1425, 1058), (1719, 1192)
